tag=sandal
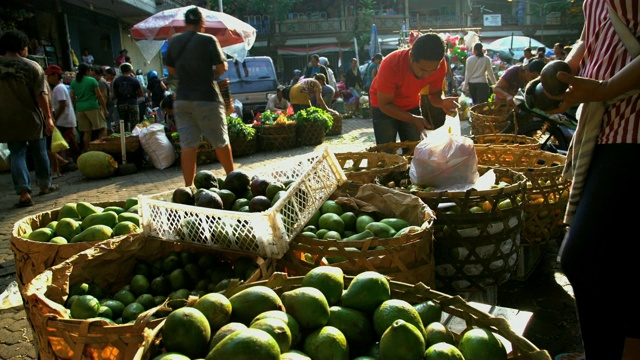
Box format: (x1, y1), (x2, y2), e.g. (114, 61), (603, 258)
(39, 184), (60, 196)
(14, 198), (34, 208)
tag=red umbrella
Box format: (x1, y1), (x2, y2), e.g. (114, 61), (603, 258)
(130, 6), (256, 58)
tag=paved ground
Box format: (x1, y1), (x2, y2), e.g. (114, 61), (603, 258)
(0, 117), (584, 359)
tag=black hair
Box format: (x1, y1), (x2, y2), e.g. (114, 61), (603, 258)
(411, 33), (445, 62)
(473, 43), (484, 57)
(120, 63), (133, 73)
(373, 53), (383, 61)
(527, 59), (545, 74)
(105, 67), (116, 76)
(0, 29), (29, 55)
(92, 65), (103, 75)
(76, 63), (91, 82)
(310, 54), (320, 61)
(185, 7), (203, 25)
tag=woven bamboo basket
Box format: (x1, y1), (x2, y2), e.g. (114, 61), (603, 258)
(470, 101), (514, 135)
(377, 166), (528, 294)
(475, 147), (570, 246)
(172, 138), (218, 165)
(88, 136), (140, 153)
(230, 135), (257, 158)
(136, 272), (551, 359)
(296, 122), (326, 147)
(473, 134), (541, 150)
(366, 140), (421, 159)
(326, 113), (343, 136)
(256, 122), (297, 151)
(10, 200), (132, 293)
(334, 151), (410, 184)
(282, 184), (435, 286)
(282, 226), (435, 286)
(22, 236), (275, 360)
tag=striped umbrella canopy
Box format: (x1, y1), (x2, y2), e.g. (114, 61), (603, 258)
(130, 6), (256, 61)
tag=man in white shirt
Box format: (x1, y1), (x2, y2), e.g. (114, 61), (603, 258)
(45, 65), (81, 170)
(265, 85), (290, 112)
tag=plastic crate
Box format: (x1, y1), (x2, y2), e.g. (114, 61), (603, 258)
(139, 147), (347, 259)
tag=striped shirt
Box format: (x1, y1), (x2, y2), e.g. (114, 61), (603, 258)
(581, 0), (640, 144)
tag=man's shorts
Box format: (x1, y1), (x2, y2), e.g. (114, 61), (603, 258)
(76, 109), (106, 132)
(174, 100), (228, 149)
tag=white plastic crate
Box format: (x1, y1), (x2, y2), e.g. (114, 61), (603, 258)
(139, 147), (347, 259)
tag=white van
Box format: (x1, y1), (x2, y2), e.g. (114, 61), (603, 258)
(220, 56), (279, 123)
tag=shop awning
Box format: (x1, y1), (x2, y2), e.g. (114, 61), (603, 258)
(278, 43), (353, 55)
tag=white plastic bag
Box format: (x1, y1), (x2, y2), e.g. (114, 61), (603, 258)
(410, 124), (479, 188)
(138, 123), (176, 170)
(0, 281), (22, 310)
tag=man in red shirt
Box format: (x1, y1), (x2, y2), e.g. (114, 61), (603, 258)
(369, 33), (459, 148)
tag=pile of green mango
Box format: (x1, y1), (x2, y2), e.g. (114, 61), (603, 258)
(24, 198), (142, 244)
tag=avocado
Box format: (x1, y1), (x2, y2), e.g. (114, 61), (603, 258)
(71, 225), (113, 243)
(222, 170), (251, 197)
(55, 218), (82, 241)
(343, 230), (375, 241)
(250, 177), (271, 197)
(228, 286), (284, 325)
(195, 188), (224, 209)
(379, 218), (411, 232)
(172, 186), (195, 205)
(57, 203), (80, 221)
(364, 222), (397, 238)
(82, 211), (119, 229)
(102, 206), (126, 215)
(27, 228), (55, 242)
(118, 212), (140, 227)
(214, 189), (236, 210)
(124, 197), (138, 211)
(248, 195), (271, 212)
(194, 170), (219, 190)
(76, 201), (101, 219)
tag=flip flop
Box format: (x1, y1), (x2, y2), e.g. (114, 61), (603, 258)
(14, 198), (34, 208)
(39, 184), (60, 196)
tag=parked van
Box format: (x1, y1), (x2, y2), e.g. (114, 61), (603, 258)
(220, 56), (279, 123)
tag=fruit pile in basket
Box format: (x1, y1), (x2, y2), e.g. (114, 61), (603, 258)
(171, 169), (294, 212)
(20, 199), (141, 244)
(141, 267), (512, 359)
(62, 251), (259, 325)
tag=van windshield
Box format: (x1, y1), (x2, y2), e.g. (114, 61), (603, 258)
(220, 59), (277, 93)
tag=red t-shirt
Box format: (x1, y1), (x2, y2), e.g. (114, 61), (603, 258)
(370, 49), (446, 110)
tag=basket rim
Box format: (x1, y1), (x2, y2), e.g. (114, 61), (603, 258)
(221, 272), (548, 358)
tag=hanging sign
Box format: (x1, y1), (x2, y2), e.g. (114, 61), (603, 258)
(483, 14), (502, 26)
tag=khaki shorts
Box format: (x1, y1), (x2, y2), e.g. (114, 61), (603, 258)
(77, 109), (106, 132)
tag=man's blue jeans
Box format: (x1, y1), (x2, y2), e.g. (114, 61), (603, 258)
(8, 138), (51, 195)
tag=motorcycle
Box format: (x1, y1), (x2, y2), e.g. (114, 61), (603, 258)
(500, 89), (578, 154)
